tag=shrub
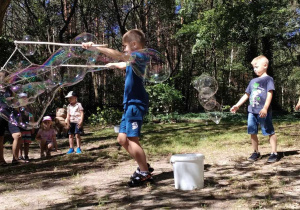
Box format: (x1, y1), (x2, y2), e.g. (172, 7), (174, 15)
(88, 106), (123, 126)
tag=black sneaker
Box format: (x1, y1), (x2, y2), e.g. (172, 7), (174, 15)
(267, 153), (278, 163)
(24, 156), (29, 161)
(131, 163), (154, 180)
(128, 172), (153, 187)
(248, 152), (261, 161)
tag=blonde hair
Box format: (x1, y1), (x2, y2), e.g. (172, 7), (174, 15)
(251, 55), (269, 66)
(122, 29), (146, 48)
(41, 120), (53, 130)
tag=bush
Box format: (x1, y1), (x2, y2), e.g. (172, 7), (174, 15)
(146, 83), (183, 117)
(88, 106), (123, 126)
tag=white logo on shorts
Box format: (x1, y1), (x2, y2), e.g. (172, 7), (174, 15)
(132, 122), (138, 130)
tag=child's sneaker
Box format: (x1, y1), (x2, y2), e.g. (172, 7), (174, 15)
(128, 172), (153, 187)
(24, 156), (29, 161)
(248, 152), (261, 161)
(66, 148), (74, 154)
(267, 153), (278, 163)
(76, 147), (82, 154)
(131, 163), (154, 180)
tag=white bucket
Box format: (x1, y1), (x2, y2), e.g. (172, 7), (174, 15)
(114, 125), (120, 133)
(170, 153), (205, 190)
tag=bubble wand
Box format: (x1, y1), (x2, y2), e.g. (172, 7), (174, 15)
(14, 40), (108, 47)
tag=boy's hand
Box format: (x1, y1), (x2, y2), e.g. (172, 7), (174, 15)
(259, 108), (267, 118)
(82, 42), (94, 49)
(230, 105), (239, 113)
(295, 104), (300, 111)
(78, 122), (83, 129)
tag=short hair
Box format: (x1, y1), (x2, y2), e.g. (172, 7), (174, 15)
(122, 29), (146, 48)
(251, 55), (269, 66)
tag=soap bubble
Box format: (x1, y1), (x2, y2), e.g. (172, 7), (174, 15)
(193, 73), (222, 124)
(19, 35), (36, 56)
(193, 73), (218, 97)
(205, 102), (223, 124)
(198, 94), (217, 110)
(130, 49), (170, 83)
(70, 32), (99, 64)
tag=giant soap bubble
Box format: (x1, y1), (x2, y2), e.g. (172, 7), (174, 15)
(193, 73), (223, 124)
(130, 49), (170, 83)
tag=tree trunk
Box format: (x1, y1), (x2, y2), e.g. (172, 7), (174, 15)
(0, 0), (11, 35)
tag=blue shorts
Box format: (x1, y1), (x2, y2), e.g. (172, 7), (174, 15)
(247, 112), (275, 136)
(119, 104), (147, 137)
(68, 123), (83, 135)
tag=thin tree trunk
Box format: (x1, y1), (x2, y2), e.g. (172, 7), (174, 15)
(0, 0), (11, 35)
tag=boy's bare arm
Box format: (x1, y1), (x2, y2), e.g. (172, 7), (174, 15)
(105, 62), (127, 70)
(78, 110), (84, 128)
(259, 90), (273, 117)
(230, 93), (250, 113)
(82, 42), (130, 61)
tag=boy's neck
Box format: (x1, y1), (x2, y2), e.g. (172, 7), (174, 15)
(259, 72), (268, 77)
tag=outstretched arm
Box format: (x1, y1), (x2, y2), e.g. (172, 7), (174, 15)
(82, 42), (130, 61)
(230, 93), (250, 113)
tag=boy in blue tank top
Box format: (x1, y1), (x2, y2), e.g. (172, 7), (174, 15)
(83, 29), (153, 186)
(230, 55), (279, 163)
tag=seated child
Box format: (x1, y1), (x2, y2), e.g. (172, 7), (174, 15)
(35, 116), (58, 158)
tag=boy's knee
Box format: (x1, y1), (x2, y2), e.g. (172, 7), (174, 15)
(117, 135), (127, 146)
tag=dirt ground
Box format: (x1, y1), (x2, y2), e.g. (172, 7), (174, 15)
(0, 127), (299, 210)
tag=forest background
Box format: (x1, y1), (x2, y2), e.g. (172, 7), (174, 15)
(0, 0), (300, 124)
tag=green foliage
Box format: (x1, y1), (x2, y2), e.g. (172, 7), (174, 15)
(88, 106), (122, 126)
(146, 83), (183, 116)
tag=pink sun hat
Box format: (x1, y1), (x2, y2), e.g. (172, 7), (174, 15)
(42, 116), (52, 121)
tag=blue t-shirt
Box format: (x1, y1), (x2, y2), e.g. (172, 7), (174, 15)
(123, 51), (149, 109)
(245, 75), (275, 114)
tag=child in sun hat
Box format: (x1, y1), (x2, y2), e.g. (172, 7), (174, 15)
(35, 116), (57, 158)
(65, 91), (84, 154)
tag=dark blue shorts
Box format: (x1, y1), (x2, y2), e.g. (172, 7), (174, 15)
(0, 117), (20, 135)
(247, 112), (275, 136)
(0, 117), (7, 136)
(68, 123), (83, 135)
(119, 104), (147, 137)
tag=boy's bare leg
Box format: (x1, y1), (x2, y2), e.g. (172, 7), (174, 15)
(269, 134), (277, 153)
(69, 134), (74, 148)
(12, 132), (22, 160)
(250, 134), (259, 152)
(75, 134), (81, 148)
(118, 133), (148, 171)
(0, 136), (6, 163)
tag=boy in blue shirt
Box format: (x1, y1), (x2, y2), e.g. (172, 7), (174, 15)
(83, 29), (153, 186)
(230, 55), (278, 163)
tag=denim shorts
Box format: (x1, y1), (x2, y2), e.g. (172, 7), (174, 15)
(247, 112), (275, 136)
(119, 104), (147, 137)
(68, 123), (83, 135)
